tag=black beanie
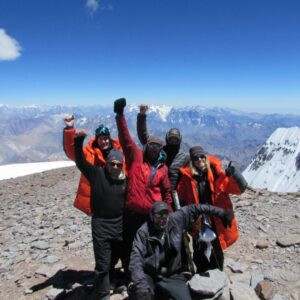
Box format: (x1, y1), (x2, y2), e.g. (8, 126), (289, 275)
(166, 128), (181, 144)
(106, 149), (124, 163)
(147, 136), (164, 147)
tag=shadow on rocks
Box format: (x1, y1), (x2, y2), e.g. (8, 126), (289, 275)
(30, 269), (94, 298)
(30, 268), (129, 299)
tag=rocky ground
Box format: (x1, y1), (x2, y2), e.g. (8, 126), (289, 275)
(0, 166), (299, 300)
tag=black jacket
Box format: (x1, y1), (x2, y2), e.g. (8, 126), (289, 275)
(74, 136), (127, 220)
(129, 204), (226, 291)
(137, 113), (189, 190)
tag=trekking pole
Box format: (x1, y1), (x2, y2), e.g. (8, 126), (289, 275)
(172, 191), (195, 275)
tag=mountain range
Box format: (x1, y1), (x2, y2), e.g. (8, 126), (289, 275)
(1, 104), (300, 170)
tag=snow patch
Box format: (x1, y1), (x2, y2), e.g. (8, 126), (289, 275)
(0, 161), (75, 180)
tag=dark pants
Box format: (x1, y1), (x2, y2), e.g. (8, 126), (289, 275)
(131, 273), (192, 300)
(123, 210), (148, 274)
(91, 218), (123, 299)
(193, 237), (224, 273)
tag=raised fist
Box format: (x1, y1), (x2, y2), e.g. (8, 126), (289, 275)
(225, 161), (235, 177)
(64, 114), (75, 129)
(114, 98), (126, 115)
(74, 130), (87, 138)
(139, 104), (149, 115)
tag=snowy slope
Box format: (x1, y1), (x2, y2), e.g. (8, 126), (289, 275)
(0, 161), (75, 180)
(243, 127), (300, 192)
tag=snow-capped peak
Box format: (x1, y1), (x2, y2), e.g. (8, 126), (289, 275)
(243, 127), (300, 192)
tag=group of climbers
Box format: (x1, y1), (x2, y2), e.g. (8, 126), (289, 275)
(63, 98), (248, 300)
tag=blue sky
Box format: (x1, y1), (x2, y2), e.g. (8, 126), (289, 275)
(0, 0), (299, 113)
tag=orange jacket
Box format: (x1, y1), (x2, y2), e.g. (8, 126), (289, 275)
(63, 128), (123, 215)
(177, 155), (242, 250)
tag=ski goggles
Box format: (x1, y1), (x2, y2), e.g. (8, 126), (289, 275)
(95, 125), (110, 137)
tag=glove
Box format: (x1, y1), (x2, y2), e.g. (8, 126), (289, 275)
(114, 98), (126, 115)
(225, 161), (248, 193)
(64, 114), (75, 129)
(225, 161), (235, 177)
(220, 210), (233, 228)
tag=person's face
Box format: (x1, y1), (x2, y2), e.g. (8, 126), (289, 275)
(146, 143), (162, 161)
(192, 155), (207, 172)
(166, 136), (180, 146)
(106, 160), (123, 179)
(153, 210), (169, 230)
(97, 135), (110, 151)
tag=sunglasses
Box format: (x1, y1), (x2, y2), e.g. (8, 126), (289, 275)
(192, 154), (206, 161)
(148, 143), (162, 150)
(108, 162), (123, 168)
(154, 212), (169, 218)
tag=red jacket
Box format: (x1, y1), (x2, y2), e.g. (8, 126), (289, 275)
(116, 115), (173, 214)
(177, 156), (242, 250)
(63, 128), (122, 215)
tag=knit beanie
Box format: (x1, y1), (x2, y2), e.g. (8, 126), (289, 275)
(147, 136), (164, 147)
(166, 128), (182, 144)
(152, 201), (169, 214)
(189, 146), (206, 159)
(106, 149), (124, 163)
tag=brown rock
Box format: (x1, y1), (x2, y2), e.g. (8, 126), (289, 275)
(256, 240), (269, 249)
(255, 280), (273, 300)
(276, 234), (300, 247)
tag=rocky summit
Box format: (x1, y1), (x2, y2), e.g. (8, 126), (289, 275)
(0, 167), (299, 300)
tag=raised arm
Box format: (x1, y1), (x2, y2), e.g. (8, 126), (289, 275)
(74, 131), (98, 184)
(63, 114), (76, 161)
(114, 98), (142, 168)
(224, 162), (248, 193)
(137, 104), (149, 145)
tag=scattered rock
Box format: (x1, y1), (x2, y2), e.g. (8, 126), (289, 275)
(255, 280), (273, 300)
(251, 273), (264, 289)
(276, 234), (300, 247)
(46, 288), (65, 299)
(31, 241), (49, 250)
(188, 269), (229, 296)
(229, 282), (260, 299)
(256, 240), (269, 249)
(226, 258), (248, 273)
(43, 255), (59, 264)
(0, 167), (299, 300)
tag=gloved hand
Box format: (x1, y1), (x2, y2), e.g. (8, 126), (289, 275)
(225, 161), (248, 193)
(64, 114), (75, 129)
(225, 161), (235, 177)
(74, 130), (87, 138)
(220, 210), (233, 228)
(114, 98), (126, 115)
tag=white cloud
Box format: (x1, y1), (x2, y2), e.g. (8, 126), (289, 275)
(0, 28), (22, 61)
(86, 0), (113, 14)
(86, 0), (99, 14)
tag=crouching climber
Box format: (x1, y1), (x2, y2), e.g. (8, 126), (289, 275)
(128, 201), (233, 300)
